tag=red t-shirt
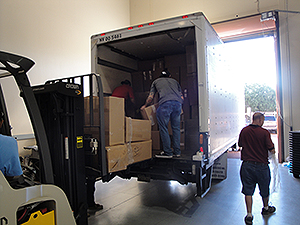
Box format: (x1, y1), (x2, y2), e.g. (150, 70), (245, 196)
(111, 84), (134, 100)
(238, 124), (274, 164)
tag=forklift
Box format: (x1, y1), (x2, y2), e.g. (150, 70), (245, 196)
(0, 51), (103, 225)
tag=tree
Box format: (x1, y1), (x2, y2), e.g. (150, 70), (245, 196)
(244, 83), (276, 112)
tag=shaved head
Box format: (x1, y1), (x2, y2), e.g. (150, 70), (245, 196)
(252, 112), (264, 121)
(252, 112), (265, 126)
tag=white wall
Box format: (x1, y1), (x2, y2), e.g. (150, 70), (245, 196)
(278, 11), (300, 160)
(130, 0), (300, 24)
(0, 0), (130, 136)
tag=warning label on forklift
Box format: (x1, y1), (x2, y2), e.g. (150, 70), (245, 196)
(77, 136), (83, 149)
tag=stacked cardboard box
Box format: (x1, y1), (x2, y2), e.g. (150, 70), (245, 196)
(151, 130), (161, 150)
(126, 117), (151, 142)
(106, 139), (153, 173)
(84, 96), (125, 146)
(100, 97), (152, 172)
(104, 96), (125, 146)
(84, 96), (152, 173)
(84, 96), (100, 126)
(127, 140), (152, 165)
(141, 104), (160, 150)
(125, 117), (152, 168)
(106, 144), (128, 172)
(140, 103), (159, 130)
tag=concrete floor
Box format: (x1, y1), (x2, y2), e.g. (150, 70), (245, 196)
(88, 155), (300, 225)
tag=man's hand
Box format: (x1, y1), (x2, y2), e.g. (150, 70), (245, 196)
(269, 148), (275, 154)
(140, 105), (146, 111)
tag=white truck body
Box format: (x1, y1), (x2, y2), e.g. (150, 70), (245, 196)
(91, 12), (244, 196)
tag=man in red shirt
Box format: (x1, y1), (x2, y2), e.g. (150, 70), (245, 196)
(112, 80), (135, 117)
(238, 112), (276, 225)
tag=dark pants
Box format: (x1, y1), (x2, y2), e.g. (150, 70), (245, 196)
(240, 161), (271, 198)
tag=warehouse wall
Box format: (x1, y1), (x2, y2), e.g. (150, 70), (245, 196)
(130, 0), (300, 24)
(278, 11), (300, 161)
(0, 0), (130, 137)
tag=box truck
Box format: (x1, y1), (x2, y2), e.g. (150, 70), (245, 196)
(0, 12), (244, 225)
(89, 12), (245, 197)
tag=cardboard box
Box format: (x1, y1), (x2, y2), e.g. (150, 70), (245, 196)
(164, 54), (186, 68)
(131, 71), (144, 92)
(127, 140), (152, 165)
(141, 104), (159, 130)
(104, 96), (125, 146)
(106, 140), (152, 173)
(126, 117), (151, 143)
(84, 96), (100, 126)
(151, 131), (161, 150)
(84, 127), (100, 141)
(167, 67), (180, 82)
(106, 144), (127, 173)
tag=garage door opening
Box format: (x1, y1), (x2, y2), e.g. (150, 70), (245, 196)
(224, 36), (278, 152)
(212, 15), (279, 159)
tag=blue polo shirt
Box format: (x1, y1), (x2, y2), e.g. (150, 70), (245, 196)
(0, 134), (23, 176)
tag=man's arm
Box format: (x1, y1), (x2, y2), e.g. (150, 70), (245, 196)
(128, 86), (135, 104)
(140, 91), (154, 111)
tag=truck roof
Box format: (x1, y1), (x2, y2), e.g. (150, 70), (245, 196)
(91, 12), (207, 44)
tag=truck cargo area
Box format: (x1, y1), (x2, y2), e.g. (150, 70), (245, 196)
(90, 13), (244, 197)
(96, 26), (200, 158)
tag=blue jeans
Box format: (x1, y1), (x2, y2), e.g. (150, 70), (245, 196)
(156, 100), (182, 156)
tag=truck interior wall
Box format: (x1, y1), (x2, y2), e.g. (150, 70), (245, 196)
(96, 64), (132, 94)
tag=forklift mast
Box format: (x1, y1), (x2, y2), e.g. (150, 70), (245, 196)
(0, 51), (54, 184)
(0, 51), (82, 225)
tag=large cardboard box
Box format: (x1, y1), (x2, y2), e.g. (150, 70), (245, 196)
(127, 140), (152, 165)
(151, 131), (161, 150)
(164, 54), (186, 68)
(106, 140), (152, 173)
(84, 96), (100, 125)
(84, 127), (100, 141)
(106, 144), (127, 173)
(126, 117), (151, 143)
(104, 96), (125, 146)
(141, 104), (159, 130)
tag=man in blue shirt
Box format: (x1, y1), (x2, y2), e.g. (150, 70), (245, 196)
(141, 69), (183, 158)
(0, 111), (23, 178)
